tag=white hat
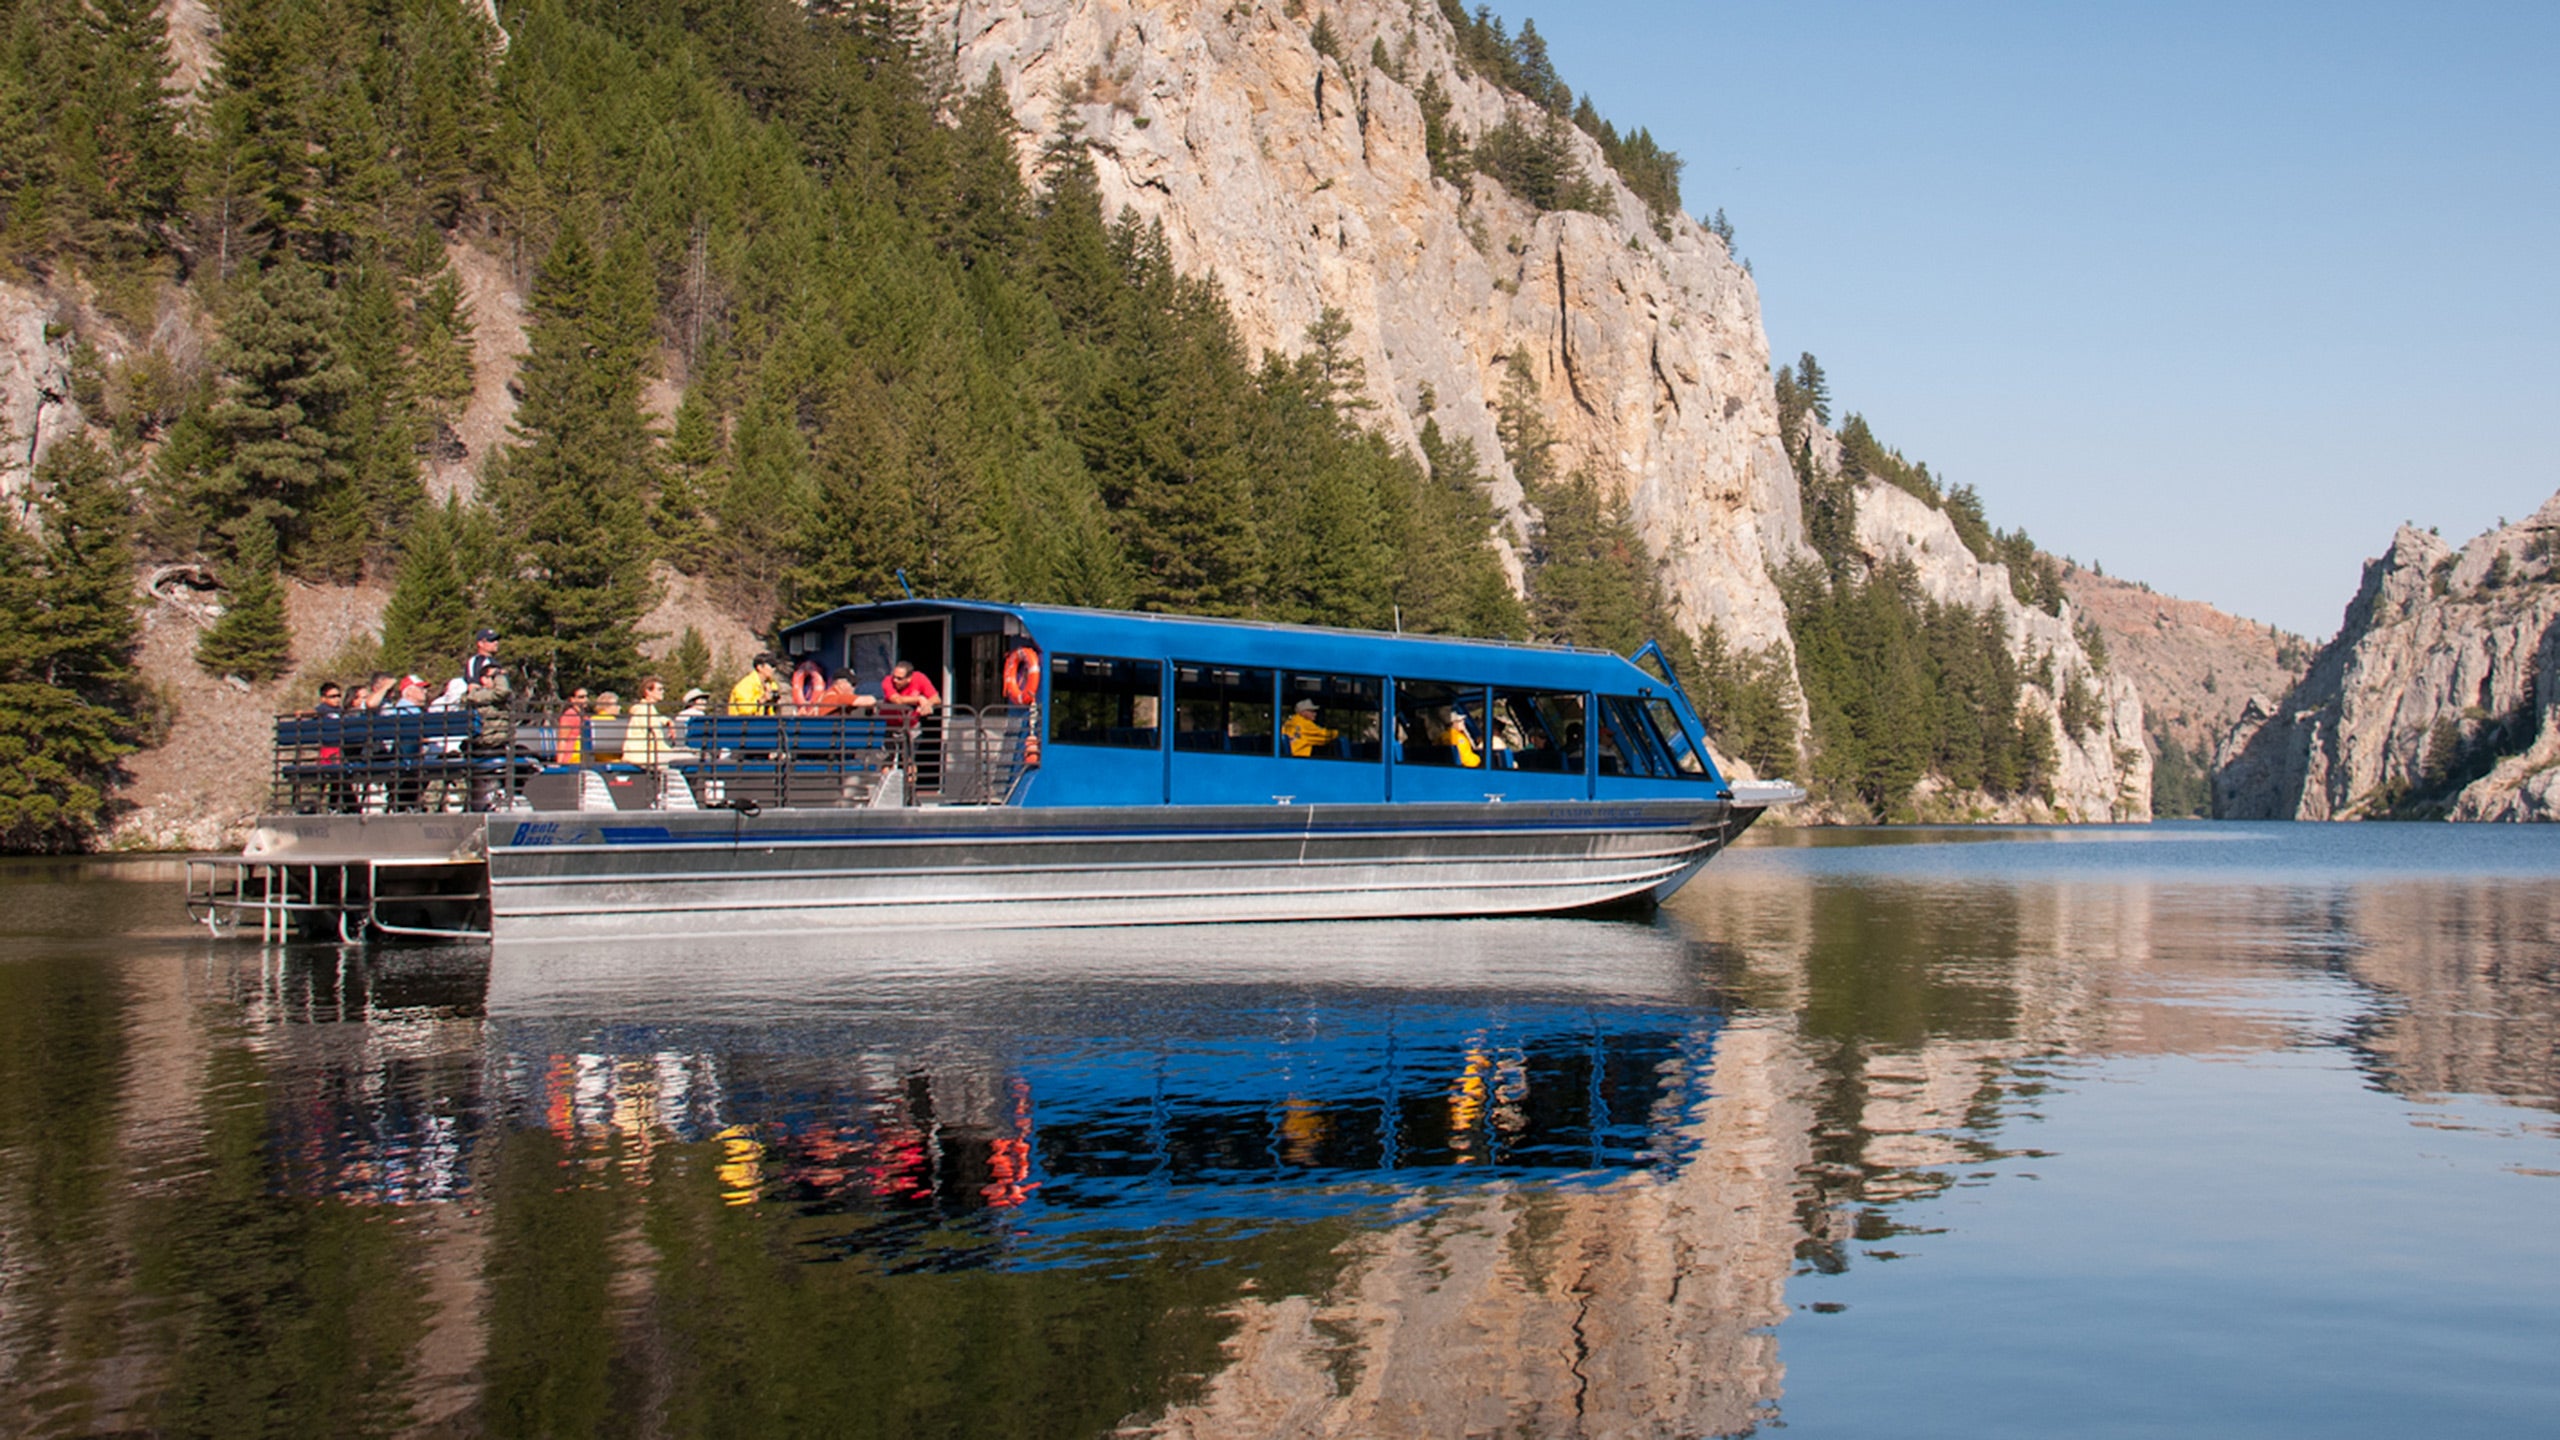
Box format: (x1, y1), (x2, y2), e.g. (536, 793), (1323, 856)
(1294, 698), (1319, 713)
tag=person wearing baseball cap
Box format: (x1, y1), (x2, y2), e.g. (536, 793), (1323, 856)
(465, 627), (502, 687)
(1283, 697), (1340, 758)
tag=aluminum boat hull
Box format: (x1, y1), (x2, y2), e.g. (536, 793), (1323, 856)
(483, 799), (1763, 941)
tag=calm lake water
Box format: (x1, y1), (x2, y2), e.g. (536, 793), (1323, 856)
(2, 822), (2555, 1437)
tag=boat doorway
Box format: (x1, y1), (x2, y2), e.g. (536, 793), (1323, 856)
(896, 619), (949, 695)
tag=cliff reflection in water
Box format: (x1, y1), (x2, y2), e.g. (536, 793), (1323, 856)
(1, 833), (2556, 1437)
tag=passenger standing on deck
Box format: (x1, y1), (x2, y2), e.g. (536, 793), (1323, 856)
(556, 687), (591, 764)
(729, 653), (782, 716)
(879, 658), (939, 716)
(1282, 699), (1339, 758)
(625, 676), (672, 765)
(465, 628), (502, 688)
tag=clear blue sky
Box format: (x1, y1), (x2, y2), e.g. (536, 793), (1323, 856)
(1524, 2), (2559, 637)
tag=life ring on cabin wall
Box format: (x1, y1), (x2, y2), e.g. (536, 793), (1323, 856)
(1002, 646), (1042, 707)
(790, 663), (824, 711)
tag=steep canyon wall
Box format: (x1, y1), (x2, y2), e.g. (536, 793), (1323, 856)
(2217, 492), (2560, 821)
(915, 0), (2144, 817)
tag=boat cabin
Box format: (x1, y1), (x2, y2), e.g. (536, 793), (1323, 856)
(778, 600), (1732, 808)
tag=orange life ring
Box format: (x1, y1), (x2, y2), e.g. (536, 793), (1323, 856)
(1002, 647), (1041, 707)
(790, 663), (824, 710)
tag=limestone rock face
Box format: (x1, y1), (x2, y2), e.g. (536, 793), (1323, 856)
(1852, 482), (2150, 822)
(2215, 494), (2560, 820)
(0, 281), (81, 513)
(2063, 567), (2307, 760)
(915, 0), (1806, 660)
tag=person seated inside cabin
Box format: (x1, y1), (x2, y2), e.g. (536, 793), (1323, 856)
(729, 653), (783, 716)
(813, 673), (877, 715)
(1442, 708), (1482, 768)
(879, 658), (939, 717)
(592, 691), (621, 721)
(1282, 698), (1339, 758)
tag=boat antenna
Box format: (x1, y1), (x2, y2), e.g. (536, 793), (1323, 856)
(1393, 605), (1403, 634)
(896, 568), (914, 598)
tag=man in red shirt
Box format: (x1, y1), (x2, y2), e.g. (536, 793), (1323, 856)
(879, 659), (939, 716)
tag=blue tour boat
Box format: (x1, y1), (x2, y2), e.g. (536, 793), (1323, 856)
(205, 600), (1800, 940)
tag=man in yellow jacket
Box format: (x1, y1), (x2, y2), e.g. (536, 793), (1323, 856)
(1282, 699), (1339, 757)
(729, 653), (783, 716)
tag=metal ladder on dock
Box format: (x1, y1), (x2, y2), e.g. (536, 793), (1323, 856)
(185, 856), (491, 942)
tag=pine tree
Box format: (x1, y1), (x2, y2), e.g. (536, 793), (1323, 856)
(186, 255), (362, 570)
(0, 438), (142, 849)
(195, 514), (293, 682)
(1794, 351), (1830, 426)
(942, 72), (1031, 271)
(654, 386), (722, 574)
(1400, 417), (1525, 638)
(378, 496), (494, 681)
(487, 223), (660, 696)
(195, 0), (312, 273)
(407, 265), (477, 433)
(60, 0), (188, 259)
(669, 625), (712, 696)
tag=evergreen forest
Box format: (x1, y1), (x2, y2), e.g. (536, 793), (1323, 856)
(0, 0), (1732, 847)
(1771, 353), (2107, 819)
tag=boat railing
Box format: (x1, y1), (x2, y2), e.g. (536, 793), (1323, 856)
(267, 705), (1035, 816)
(669, 706), (1029, 808)
(269, 709), (545, 815)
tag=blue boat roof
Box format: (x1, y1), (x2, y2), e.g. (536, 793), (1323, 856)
(781, 599), (1673, 691)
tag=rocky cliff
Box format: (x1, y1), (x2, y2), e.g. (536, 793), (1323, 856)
(919, 0), (1804, 651)
(0, 281), (81, 517)
(1850, 481), (2150, 821)
(917, 0), (2145, 816)
(2216, 491), (2560, 820)
(0, 0), (2157, 839)
(2064, 567), (2307, 761)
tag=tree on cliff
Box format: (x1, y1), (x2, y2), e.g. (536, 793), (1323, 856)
(486, 223), (659, 695)
(378, 496), (497, 681)
(0, 438), (143, 849)
(194, 514), (292, 683)
(156, 255), (362, 574)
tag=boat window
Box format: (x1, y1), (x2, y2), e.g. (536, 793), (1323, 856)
(1643, 698), (1713, 778)
(1174, 663), (1275, 754)
(1280, 672), (1383, 761)
(1491, 689), (1587, 772)
(1597, 696), (1680, 779)
(1394, 680), (1489, 768)
(1049, 655), (1163, 749)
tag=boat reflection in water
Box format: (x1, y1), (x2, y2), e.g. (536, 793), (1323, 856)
(241, 917), (1790, 1437)
(481, 919), (1728, 1251)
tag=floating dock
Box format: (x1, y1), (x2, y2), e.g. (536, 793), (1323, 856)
(185, 813), (492, 941)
